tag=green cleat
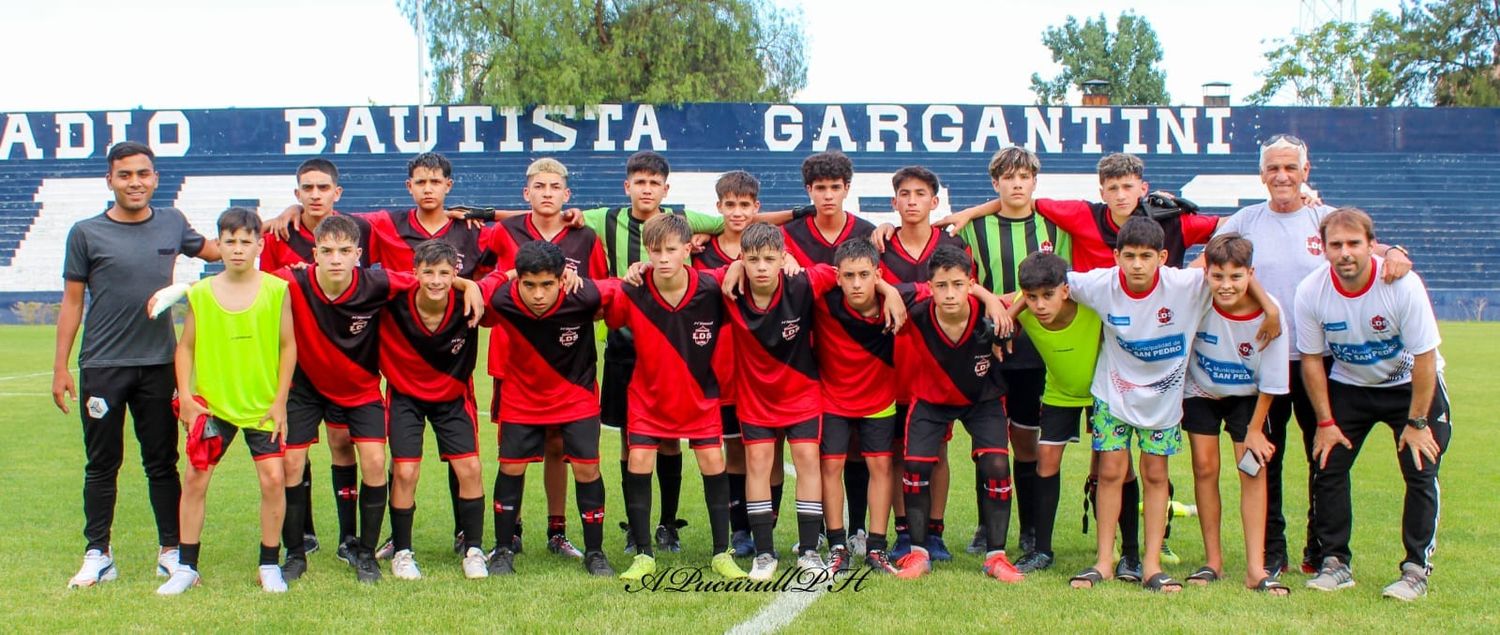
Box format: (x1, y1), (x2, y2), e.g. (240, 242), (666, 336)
(619, 554), (657, 582)
(712, 549), (748, 579)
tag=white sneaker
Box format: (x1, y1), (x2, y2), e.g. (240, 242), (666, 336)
(258, 564), (288, 593)
(748, 553), (778, 581)
(157, 547), (180, 577)
(67, 549), (118, 588)
(155, 565), (200, 595)
(462, 547), (489, 579)
(847, 529), (868, 558)
(391, 549), (422, 580)
(796, 550), (828, 572)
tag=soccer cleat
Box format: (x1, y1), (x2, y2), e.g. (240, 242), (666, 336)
(282, 553), (308, 582)
(891, 531), (913, 560)
(1014, 551), (1055, 573)
(620, 522), (637, 555)
(1381, 563), (1427, 601)
(336, 537), (359, 565)
(847, 529), (868, 558)
(748, 553), (779, 581)
(894, 548), (931, 580)
(982, 551), (1025, 583)
(156, 547), (180, 577)
(390, 549), (422, 580)
(731, 530), (755, 558)
(655, 521), (686, 553)
(462, 547), (489, 579)
(155, 565), (200, 595)
(1139, 500), (1199, 518)
(547, 534), (585, 559)
(302, 533), (321, 555)
(583, 551), (615, 577)
(712, 550), (748, 579)
(790, 534), (827, 556)
(259, 564), (288, 593)
(864, 549), (899, 575)
(487, 548), (516, 576)
(374, 536), (396, 561)
(1306, 557), (1355, 592)
(68, 549), (118, 589)
(967, 526), (987, 555)
(827, 545), (853, 574)
(453, 531), (466, 556)
(352, 551), (382, 584)
(1115, 555), (1143, 583)
(797, 550), (828, 573)
(1160, 541), (1181, 566)
(926, 534), (953, 561)
(619, 554), (657, 582)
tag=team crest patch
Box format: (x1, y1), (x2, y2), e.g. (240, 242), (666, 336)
(781, 318), (801, 341)
(1157, 307), (1173, 324)
(692, 322), (715, 347)
(1040, 240), (1054, 254)
(349, 315), (373, 335)
(559, 326), (580, 347)
(86, 396), (108, 419)
(1306, 235), (1323, 256)
(1371, 315), (1389, 332)
(1238, 342), (1254, 357)
(450, 336), (467, 354)
(974, 355), (991, 376)
(1151, 430), (1165, 442)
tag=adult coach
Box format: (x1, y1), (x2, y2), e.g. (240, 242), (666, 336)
(53, 142), (221, 588)
(1208, 134), (1412, 576)
(1295, 208), (1447, 601)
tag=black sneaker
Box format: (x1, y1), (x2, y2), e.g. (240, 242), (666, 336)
(1014, 551), (1054, 573)
(302, 534), (321, 555)
(488, 548), (516, 576)
(655, 520), (687, 553)
(1115, 555), (1143, 583)
(827, 545), (853, 573)
(620, 522), (637, 555)
(335, 537), (359, 565)
(583, 551), (615, 577)
(352, 551), (381, 584)
(282, 553), (308, 581)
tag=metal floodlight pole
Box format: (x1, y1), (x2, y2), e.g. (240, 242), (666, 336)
(417, 1), (428, 149)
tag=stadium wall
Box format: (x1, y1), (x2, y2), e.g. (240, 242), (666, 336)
(2, 103), (1498, 322)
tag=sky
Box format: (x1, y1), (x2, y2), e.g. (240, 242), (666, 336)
(1, 0), (1401, 112)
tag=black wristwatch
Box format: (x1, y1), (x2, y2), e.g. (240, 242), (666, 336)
(1408, 416), (1428, 430)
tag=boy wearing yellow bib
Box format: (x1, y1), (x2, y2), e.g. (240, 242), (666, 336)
(155, 208), (297, 595)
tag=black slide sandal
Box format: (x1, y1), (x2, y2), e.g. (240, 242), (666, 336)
(1187, 566), (1220, 585)
(1070, 567), (1105, 589)
(1143, 572), (1183, 593)
(1253, 576), (1291, 596)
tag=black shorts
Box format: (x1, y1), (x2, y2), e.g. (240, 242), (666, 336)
(203, 418), (284, 465)
(627, 432), (719, 451)
(721, 404), (742, 439)
(388, 388), (479, 462)
(892, 403), (953, 449)
(742, 417), (820, 445)
(1182, 395), (1257, 443)
(1038, 404), (1092, 445)
(1001, 368), (1045, 429)
(906, 400), (1008, 462)
(286, 379), (385, 448)
(600, 329), (636, 429)
(499, 417), (601, 464)
(821, 413), (896, 459)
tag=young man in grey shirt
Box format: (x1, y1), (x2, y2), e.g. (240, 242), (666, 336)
(53, 141), (221, 588)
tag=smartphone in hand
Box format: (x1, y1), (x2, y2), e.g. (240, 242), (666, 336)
(1237, 449), (1262, 477)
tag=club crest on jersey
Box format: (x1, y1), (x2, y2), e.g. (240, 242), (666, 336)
(692, 321), (715, 347)
(559, 326), (580, 347)
(1041, 240), (1054, 254)
(1157, 307), (1173, 324)
(1238, 342), (1254, 358)
(1306, 235), (1323, 256)
(449, 336), (467, 354)
(974, 355), (991, 376)
(349, 314), (373, 335)
(781, 318), (802, 341)
(1370, 315), (1389, 332)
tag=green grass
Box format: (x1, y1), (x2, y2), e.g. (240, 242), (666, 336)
(2, 323), (1498, 633)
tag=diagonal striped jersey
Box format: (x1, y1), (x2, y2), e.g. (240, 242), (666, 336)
(957, 212), (1072, 296)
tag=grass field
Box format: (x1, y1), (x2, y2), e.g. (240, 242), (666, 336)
(3, 322), (1498, 633)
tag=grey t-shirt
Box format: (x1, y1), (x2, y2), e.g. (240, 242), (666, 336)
(1214, 201), (1335, 360)
(63, 207), (206, 368)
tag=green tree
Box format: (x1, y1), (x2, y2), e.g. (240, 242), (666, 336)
(1029, 12), (1170, 106)
(1246, 17), (1401, 106)
(401, 0), (807, 107)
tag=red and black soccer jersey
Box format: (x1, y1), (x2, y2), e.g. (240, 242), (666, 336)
(782, 213), (876, 267)
(273, 267), (417, 407)
(690, 238), (739, 405)
(482, 275), (611, 425)
(378, 289), (478, 404)
(717, 264), (837, 426)
(363, 208), (499, 279)
(899, 287), (1006, 407)
(260, 212), (379, 272)
(489, 214), (609, 279)
(1035, 199), (1218, 271)
(600, 269), (728, 439)
(879, 229), (972, 285)
(813, 285), (898, 417)
(693, 236), (739, 271)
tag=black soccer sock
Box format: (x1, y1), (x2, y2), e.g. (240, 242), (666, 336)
(795, 500), (824, 554)
(1014, 459), (1038, 537)
(658, 452), (683, 526)
(358, 483), (388, 553)
(548, 515), (567, 538)
(902, 462), (935, 547)
(844, 461), (869, 533)
(894, 515), (909, 534)
(332, 464), (359, 543)
(300, 460), (316, 535)
(390, 505), (415, 553)
(623, 471), (654, 556)
(703, 472), (731, 553)
(458, 496), (485, 552)
(1120, 477), (1141, 560)
(977, 453), (1012, 553)
(493, 472), (525, 553)
(492, 472), (506, 550)
(1035, 473), (1061, 554)
(283, 485), (309, 556)
(827, 528), (848, 549)
(575, 477), (606, 553)
(727, 472), (749, 533)
(928, 518), (945, 538)
(770, 482), (785, 528)
(179, 542), (201, 570)
(1082, 474), (1098, 534)
(868, 533), (889, 553)
(260, 543), (280, 566)
(747, 499), (775, 556)
(448, 463), (463, 537)
(975, 462), (985, 528)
